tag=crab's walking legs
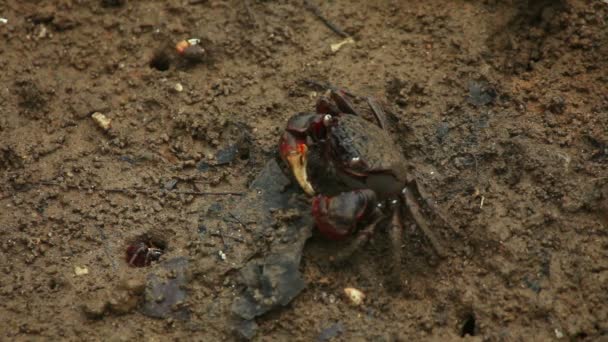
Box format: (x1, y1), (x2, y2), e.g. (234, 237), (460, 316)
(389, 206), (404, 286)
(128, 245), (147, 266)
(333, 212), (384, 264)
(402, 187), (447, 258)
(365, 96), (387, 130)
(414, 180), (456, 233)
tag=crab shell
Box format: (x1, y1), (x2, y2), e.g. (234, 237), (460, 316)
(312, 114), (409, 200)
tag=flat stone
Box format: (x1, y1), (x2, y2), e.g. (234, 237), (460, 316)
(140, 257), (190, 320)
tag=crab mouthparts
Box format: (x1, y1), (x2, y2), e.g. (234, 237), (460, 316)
(286, 144), (315, 196)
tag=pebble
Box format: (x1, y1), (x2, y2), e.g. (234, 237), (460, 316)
(91, 112), (111, 131)
(121, 277), (146, 294)
(330, 37), (355, 53)
(344, 287), (365, 306)
(81, 299), (108, 320)
(74, 266), (89, 276)
(173, 83), (183, 92)
(108, 289), (139, 315)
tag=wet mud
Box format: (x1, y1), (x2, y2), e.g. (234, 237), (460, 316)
(0, 0), (607, 340)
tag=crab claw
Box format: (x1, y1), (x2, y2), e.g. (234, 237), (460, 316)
(312, 190), (377, 240)
(279, 132), (315, 196)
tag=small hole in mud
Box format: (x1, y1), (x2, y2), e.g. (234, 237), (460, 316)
(149, 52), (170, 71)
(48, 278), (59, 290)
(461, 313), (476, 337)
(125, 235), (167, 267)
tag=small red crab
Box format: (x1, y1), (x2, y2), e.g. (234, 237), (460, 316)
(126, 241), (164, 267)
(279, 87), (447, 279)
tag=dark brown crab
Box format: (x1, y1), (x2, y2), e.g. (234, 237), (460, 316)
(279, 88), (447, 279)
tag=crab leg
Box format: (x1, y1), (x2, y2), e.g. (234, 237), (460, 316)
(333, 212), (383, 264)
(128, 245), (147, 266)
(389, 206), (404, 286)
(365, 97), (387, 130)
(330, 89), (360, 116)
(402, 188), (447, 258)
(414, 179), (457, 234)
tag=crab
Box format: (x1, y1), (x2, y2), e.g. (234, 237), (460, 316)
(126, 241), (164, 267)
(279, 88), (447, 281)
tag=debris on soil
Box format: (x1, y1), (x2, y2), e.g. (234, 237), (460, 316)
(330, 37), (355, 53)
(14, 79), (48, 118)
(91, 112), (111, 131)
(74, 266), (89, 276)
(108, 288), (139, 315)
(233, 319), (259, 340)
(0, 146), (23, 170)
(101, 0), (125, 7)
(230, 160), (313, 336)
(81, 276), (146, 319)
(317, 322), (344, 342)
(215, 145), (239, 166)
(467, 81), (496, 107)
(196, 123), (252, 168)
(81, 299), (109, 320)
(141, 257), (190, 320)
(343, 287), (365, 306)
(304, 0), (350, 38)
(172, 83), (184, 93)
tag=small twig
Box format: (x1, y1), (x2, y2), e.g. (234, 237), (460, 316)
(35, 181), (244, 196)
(243, 0), (258, 28)
(303, 0), (349, 38)
(95, 224), (117, 271)
(213, 230), (227, 248)
(226, 212), (249, 231)
(210, 231), (245, 243)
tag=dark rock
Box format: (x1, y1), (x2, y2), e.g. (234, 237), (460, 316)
(231, 252), (307, 320)
(317, 322), (344, 342)
(435, 122), (450, 143)
(140, 257), (190, 320)
(229, 159), (313, 334)
(546, 95), (566, 114)
(468, 81), (496, 107)
(198, 224), (208, 237)
(216, 144), (238, 165)
(196, 161), (211, 172)
(119, 155), (136, 164)
(164, 179), (178, 190)
(233, 318), (258, 340)
(101, 0), (126, 7)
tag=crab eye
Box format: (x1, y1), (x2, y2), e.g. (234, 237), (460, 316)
(323, 114), (332, 126)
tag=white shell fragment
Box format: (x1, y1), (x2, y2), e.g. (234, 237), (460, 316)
(74, 266), (89, 276)
(344, 287), (365, 306)
(91, 112), (111, 131)
(330, 37), (355, 53)
(187, 38), (201, 46)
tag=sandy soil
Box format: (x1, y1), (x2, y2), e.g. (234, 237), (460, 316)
(1, 0), (607, 340)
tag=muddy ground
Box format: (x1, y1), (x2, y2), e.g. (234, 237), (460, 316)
(1, 0), (607, 340)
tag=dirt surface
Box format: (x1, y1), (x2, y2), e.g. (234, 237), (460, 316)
(1, 0), (607, 340)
